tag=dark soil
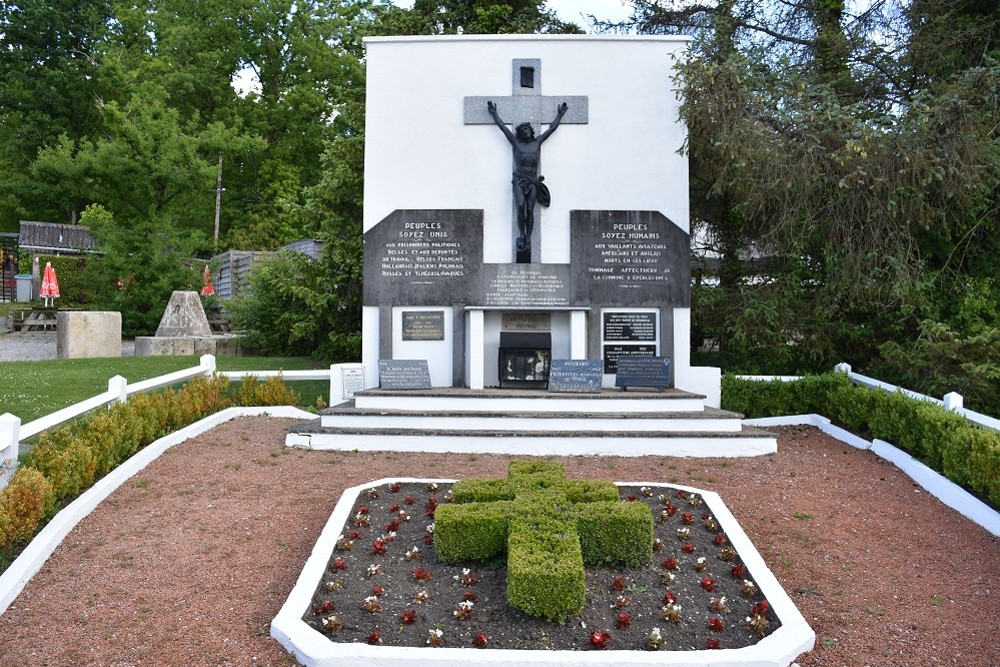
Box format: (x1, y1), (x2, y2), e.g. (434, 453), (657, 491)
(302, 479), (780, 652)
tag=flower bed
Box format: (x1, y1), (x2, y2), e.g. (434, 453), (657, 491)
(272, 475), (814, 667)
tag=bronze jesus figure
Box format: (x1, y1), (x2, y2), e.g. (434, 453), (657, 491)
(487, 100), (568, 262)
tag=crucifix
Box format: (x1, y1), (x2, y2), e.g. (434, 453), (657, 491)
(465, 59), (589, 263)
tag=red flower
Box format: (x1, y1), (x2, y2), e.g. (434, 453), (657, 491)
(665, 503), (678, 517)
(707, 616), (726, 632)
(358, 506), (369, 514)
(681, 542), (695, 554)
(333, 558), (346, 570)
(404, 495), (416, 506)
(349, 530), (362, 539)
(372, 540), (388, 556)
(681, 512), (694, 525)
(611, 575), (626, 591)
(371, 586), (383, 596)
(314, 600), (333, 614)
(423, 534), (434, 546)
(413, 567), (432, 581)
(425, 497), (438, 517)
(751, 600), (770, 617)
(731, 564), (746, 578)
(389, 483), (401, 493)
(627, 495), (639, 502)
(713, 532), (728, 545)
(389, 503), (400, 512)
(463, 591), (478, 602)
(706, 638), (722, 649)
(401, 610), (417, 624)
(662, 557), (678, 570)
(472, 632), (489, 648)
(662, 591), (677, 605)
(701, 577), (716, 592)
(589, 629), (611, 649)
(367, 630), (381, 644)
(615, 612), (632, 629)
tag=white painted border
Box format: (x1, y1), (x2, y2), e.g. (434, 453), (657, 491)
(0, 406), (316, 616)
(745, 414), (1000, 538)
(271, 478), (814, 667)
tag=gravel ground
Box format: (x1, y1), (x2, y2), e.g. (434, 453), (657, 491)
(0, 333), (135, 361)
(0, 420), (996, 666)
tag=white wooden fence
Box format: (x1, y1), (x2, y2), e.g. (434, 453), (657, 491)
(0, 356), (353, 487)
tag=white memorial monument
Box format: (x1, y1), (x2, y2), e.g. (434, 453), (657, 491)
(361, 34), (720, 404)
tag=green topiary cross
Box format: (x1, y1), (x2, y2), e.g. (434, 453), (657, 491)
(434, 460), (654, 621)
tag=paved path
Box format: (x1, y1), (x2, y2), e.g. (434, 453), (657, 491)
(0, 333), (135, 362)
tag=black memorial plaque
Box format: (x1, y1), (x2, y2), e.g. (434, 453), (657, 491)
(615, 356), (671, 391)
(364, 209), (483, 306)
(378, 359), (433, 390)
(484, 263), (570, 307)
(603, 344), (657, 374)
(547, 359), (603, 394)
(402, 311), (445, 341)
(571, 211), (690, 307)
(603, 312), (657, 342)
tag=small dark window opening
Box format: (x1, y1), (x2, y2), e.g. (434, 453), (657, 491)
(520, 66), (535, 89)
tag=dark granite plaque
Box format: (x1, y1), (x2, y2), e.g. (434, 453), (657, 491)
(364, 210), (483, 306)
(402, 311), (445, 341)
(603, 312), (657, 342)
(570, 211), (690, 307)
(615, 356), (671, 391)
(484, 263), (570, 307)
(547, 359), (603, 394)
(603, 344), (657, 374)
(378, 359), (432, 390)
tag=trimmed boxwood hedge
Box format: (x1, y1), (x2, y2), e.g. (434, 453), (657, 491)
(434, 460), (654, 621)
(722, 372), (1000, 508)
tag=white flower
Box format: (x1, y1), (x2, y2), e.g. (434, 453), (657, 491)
(364, 595), (377, 603)
(649, 627), (662, 639)
(697, 557), (706, 565)
(426, 523), (435, 533)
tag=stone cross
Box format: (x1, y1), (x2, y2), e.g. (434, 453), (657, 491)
(464, 59), (589, 263)
(434, 460), (651, 620)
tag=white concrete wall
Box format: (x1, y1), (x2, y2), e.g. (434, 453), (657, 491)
(364, 35), (691, 265)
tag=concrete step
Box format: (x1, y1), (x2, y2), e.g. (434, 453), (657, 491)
(286, 420), (776, 458)
(352, 386), (709, 414)
(319, 405), (745, 433)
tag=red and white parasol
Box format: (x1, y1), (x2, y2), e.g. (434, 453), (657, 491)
(40, 261), (60, 307)
(200, 265), (215, 296)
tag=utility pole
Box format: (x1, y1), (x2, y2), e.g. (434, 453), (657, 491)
(213, 154), (224, 251)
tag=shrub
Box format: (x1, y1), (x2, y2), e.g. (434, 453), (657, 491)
(506, 514), (586, 621)
(724, 372), (1000, 507)
(236, 374), (301, 407)
(0, 468), (54, 551)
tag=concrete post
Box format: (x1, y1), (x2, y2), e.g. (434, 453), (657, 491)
(834, 362), (852, 375)
(108, 376), (128, 404)
(200, 354), (217, 375)
(943, 392), (964, 412)
(0, 413), (22, 486)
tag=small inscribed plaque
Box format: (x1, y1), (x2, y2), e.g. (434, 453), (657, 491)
(378, 359), (432, 390)
(603, 344), (657, 374)
(501, 312), (550, 331)
(547, 359), (603, 394)
(342, 368), (364, 399)
(402, 311), (445, 341)
(615, 356), (671, 391)
(603, 312), (657, 342)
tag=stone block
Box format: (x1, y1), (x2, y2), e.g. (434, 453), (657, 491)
(156, 290), (212, 337)
(56, 311), (122, 359)
(135, 336), (196, 356)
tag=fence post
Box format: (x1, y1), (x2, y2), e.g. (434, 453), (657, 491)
(0, 413), (22, 486)
(943, 392), (964, 412)
(834, 362), (852, 375)
(108, 375), (128, 404)
(201, 354), (217, 375)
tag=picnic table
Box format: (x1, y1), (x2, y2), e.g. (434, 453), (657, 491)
(13, 307), (58, 333)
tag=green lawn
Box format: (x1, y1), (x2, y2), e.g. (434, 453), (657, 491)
(0, 355), (328, 423)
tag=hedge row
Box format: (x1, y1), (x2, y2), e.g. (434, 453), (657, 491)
(722, 372), (1000, 507)
(0, 374), (301, 555)
(435, 460), (653, 621)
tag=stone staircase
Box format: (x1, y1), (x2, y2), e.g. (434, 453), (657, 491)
(285, 387), (776, 458)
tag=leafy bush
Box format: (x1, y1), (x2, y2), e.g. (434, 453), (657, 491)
(235, 374), (302, 407)
(723, 373), (1000, 507)
(0, 468), (53, 551)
